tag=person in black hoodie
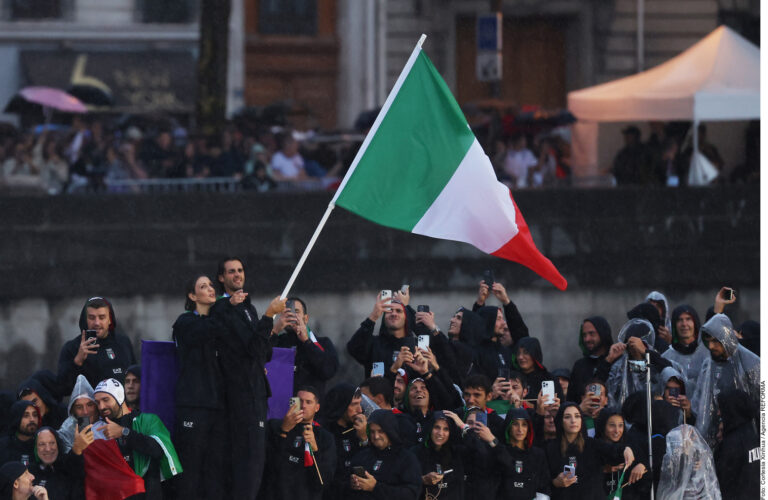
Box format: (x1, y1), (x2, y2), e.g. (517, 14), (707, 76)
(514, 337), (565, 403)
(57, 297), (136, 390)
(210, 257), (285, 500)
(347, 294), (417, 381)
(567, 316), (616, 403)
(736, 320), (760, 357)
(470, 306), (515, 384)
(269, 296), (339, 396)
(319, 384), (368, 500)
(347, 409), (421, 500)
(595, 409), (627, 495)
(31, 427), (85, 500)
(619, 392), (679, 500)
(411, 411), (464, 500)
(714, 389), (760, 499)
(16, 378), (67, 431)
(265, 386), (336, 500)
(472, 279), (529, 344)
(496, 408), (550, 499)
(0, 402), (40, 466)
(439, 308), (483, 387)
(545, 402), (634, 500)
(172, 274), (227, 500)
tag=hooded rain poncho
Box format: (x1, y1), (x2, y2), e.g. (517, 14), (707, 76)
(656, 424), (721, 500)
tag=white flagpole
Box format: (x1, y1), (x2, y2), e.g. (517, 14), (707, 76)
(280, 34), (428, 299)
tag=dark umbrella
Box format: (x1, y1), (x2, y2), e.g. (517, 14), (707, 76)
(67, 84), (114, 107)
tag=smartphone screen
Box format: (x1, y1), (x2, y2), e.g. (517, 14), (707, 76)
(474, 411), (488, 427)
(77, 416), (90, 431)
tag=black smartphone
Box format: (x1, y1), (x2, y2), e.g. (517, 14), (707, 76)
(404, 336), (417, 354)
(724, 288), (734, 301)
(417, 305), (430, 313)
(669, 387), (680, 398)
(77, 416), (90, 431)
(352, 466), (366, 478)
(85, 329), (98, 340)
(497, 366), (510, 380)
(483, 269), (494, 287)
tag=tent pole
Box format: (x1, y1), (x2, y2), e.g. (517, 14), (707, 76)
(637, 0), (645, 72)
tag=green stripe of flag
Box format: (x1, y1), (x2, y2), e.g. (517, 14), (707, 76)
(334, 51), (475, 231)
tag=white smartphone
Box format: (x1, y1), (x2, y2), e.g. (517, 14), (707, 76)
(541, 380), (555, 404)
(418, 335), (430, 350)
(563, 464), (575, 478)
(371, 362), (385, 377)
(380, 290), (393, 311)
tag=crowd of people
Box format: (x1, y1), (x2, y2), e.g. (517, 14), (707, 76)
(606, 121), (759, 186)
(0, 116), (357, 195)
(0, 255), (761, 500)
(1, 109), (754, 196)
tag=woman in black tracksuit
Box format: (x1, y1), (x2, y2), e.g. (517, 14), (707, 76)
(411, 411), (465, 500)
(545, 403), (635, 500)
(496, 408), (550, 499)
(172, 274), (227, 500)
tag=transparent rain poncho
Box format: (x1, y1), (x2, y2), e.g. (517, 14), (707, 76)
(57, 374), (107, 452)
(645, 290), (671, 332)
(692, 314), (760, 448)
(606, 318), (658, 409)
(657, 424), (721, 500)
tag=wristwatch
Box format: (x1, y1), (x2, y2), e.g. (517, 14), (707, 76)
(489, 438), (498, 448)
(121, 426), (130, 437)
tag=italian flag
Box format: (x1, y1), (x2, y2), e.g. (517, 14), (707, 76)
(332, 37), (567, 290)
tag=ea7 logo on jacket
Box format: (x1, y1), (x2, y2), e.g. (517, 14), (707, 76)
(183, 421), (194, 428)
(289, 455), (300, 464)
(748, 447), (762, 463)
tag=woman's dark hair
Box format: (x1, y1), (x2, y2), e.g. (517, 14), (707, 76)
(184, 275), (212, 312)
(557, 403), (585, 456)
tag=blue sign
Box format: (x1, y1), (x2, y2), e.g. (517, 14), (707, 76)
(477, 14), (501, 51)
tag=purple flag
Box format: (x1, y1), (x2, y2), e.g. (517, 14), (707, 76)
(266, 347), (296, 420)
(141, 341), (295, 427)
(139, 340), (177, 432)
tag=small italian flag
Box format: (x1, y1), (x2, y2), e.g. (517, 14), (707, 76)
(609, 467), (627, 500)
(332, 37), (566, 290)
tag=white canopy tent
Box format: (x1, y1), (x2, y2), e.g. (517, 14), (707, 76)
(567, 26), (760, 183)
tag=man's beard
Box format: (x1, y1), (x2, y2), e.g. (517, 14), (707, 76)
(19, 423), (37, 436)
(710, 351), (728, 362)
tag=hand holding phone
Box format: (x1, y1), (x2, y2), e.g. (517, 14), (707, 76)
(77, 416), (91, 432)
(417, 335), (430, 350)
(352, 466), (367, 478)
(563, 464), (576, 478)
(371, 362), (385, 377)
(541, 381), (556, 404)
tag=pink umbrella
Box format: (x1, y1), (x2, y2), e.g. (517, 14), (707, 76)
(17, 86), (88, 113)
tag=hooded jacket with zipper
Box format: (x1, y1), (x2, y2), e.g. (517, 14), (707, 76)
(714, 389), (760, 500)
(320, 383), (369, 500)
(567, 316), (614, 403)
(264, 417), (336, 500)
(31, 426), (85, 500)
(209, 292), (274, 500)
(57, 298), (136, 390)
(172, 310), (225, 410)
(661, 304), (709, 387)
(347, 303), (418, 381)
(346, 409), (422, 500)
(514, 336), (565, 403)
(411, 413), (465, 500)
(496, 408), (550, 499)
(16, 377), (67, 431)
(0, 400), (39, 465)
(544, 402), (627, 500)
(470, 306), (515, 383)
